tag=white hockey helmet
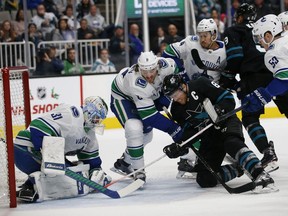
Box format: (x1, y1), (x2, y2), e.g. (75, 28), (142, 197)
(137, 51), (158, 72)
(196, 18), (218, 37)
(252, 14), (283, 45)
(82, 96), (108, 128)
(278, 11), (288, 26)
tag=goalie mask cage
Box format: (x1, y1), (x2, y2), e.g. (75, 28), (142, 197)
(0, 67), (31, 208)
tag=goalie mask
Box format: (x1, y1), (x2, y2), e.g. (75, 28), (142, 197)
(252, 14), (283, 46)
(82, 96), (108, 130)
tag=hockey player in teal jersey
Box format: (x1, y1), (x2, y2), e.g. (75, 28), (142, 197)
(14, 96), (111, 202)
(110, 51), (183, 182)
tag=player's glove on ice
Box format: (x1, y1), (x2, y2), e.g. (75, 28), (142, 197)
(242, 87), (272, 113)
(163, 143), (189, 159)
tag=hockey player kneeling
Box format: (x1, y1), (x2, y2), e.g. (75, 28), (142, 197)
(14, 96), (112, 202)
(162, 75), (278, 193)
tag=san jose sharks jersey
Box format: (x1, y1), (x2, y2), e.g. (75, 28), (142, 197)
(264, 35), (288, 80)
(14, 104), (100, 162)
(164, 35), (226, 82)
(178, 77), (235, 124)
(111, 57), (177, 120)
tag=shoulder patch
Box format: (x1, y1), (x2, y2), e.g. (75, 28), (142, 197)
(190, 35), (199, 41)
(159, 59), (168, 68)
(135, 77), (147, 88)
(71, 106), (80, 118)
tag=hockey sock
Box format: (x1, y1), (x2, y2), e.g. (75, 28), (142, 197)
(219, 164), (244, 183)
(235, 147), (263, 180)
(246, 123), (269, 153)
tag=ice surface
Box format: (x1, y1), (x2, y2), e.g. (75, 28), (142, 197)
(1, 118), (288, 216)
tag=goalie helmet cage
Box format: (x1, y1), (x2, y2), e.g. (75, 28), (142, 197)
(0, 67), (31, 208)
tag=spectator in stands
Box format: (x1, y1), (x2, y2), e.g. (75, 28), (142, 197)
(156, 41), (167, 57)
(77, 18), (98, 39)
(16, 22), (43, 47)
(76, 0), (92, 21)
(4, 0), (18, 11)
(64, 4), (80, 30)
(0, 20), (17, 42)
(12, 8), (25, 37)
(62, 47), (85, 75)
(34, 47), (59, 76)
(84, 4), (107, 38)
(253, 0), (273, 21)
(52, 16), (75, 41)
(165, 24), (183, 44)
(231, 0), (241, 22)
(43, 0), (61, 19)
(128, 23), (143, 65)
(31, 3), (58, 39)
(211, 7), (225, 39)
(109, 25), (126, 71)
(285, 0), (288, 10)
(150, 26), (168, 55)
(90, 48), (116, 73)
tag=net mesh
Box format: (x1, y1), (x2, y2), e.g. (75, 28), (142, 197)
(0, 69), (28, 207)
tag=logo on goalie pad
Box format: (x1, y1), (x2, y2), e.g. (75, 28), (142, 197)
(45, 162), (65, 171)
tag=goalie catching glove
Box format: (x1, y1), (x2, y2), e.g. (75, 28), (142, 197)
(163, 142), (189, 159)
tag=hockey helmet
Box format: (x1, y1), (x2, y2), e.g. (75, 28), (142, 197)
(197, 18), (218, 37)
(252, 14), (283, 45)
(137, 51), (158, 73)
(235, 3), (256, 22)
(278, 11), (288, 26)
(162, 74), (185, 97)
(83, 96), (108, 128)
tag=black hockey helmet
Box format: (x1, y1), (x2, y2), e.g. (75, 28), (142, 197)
(235, 3), (256, 22)
(162, 74), (185, 96)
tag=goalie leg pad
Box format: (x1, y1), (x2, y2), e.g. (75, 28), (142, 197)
(41, 136), (65, 175)
(30, 164), (90, 202)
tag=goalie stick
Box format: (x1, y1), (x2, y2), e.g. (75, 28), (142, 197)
(14, 145), (145, 199)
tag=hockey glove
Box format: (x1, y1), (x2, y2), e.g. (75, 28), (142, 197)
(213, 105), (227, 129)
(163, 143), (189, 159)
(242, 87), (272, 113)
(89, 168), (112, 190)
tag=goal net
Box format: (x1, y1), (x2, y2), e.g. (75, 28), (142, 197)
(0, 67), (31, 208)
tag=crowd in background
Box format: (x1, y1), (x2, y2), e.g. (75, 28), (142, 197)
(0, 0), (287, 76)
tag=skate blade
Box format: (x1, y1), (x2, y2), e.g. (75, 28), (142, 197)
(110, 167), (133, 179)
(264, 161), (279, 173)
(176, 171), (196, 179)
(252, 183), (279, 194)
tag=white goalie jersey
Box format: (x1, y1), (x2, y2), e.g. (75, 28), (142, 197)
(169, 35), (226, 82)
(15, 104), (99, 156)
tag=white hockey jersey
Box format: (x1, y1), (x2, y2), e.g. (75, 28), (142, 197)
(167, 35), (226, 82)
(15, 104), (99, 157)
(111, 57), (177, 119)
(265, 35), (288, 80)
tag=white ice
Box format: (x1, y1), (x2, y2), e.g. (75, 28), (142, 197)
(1, 118), (288, 216)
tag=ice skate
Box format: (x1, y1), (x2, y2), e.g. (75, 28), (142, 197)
(253, 171), (279, 194)
(134, 170), (146, 182)
(176, 158), (196, 179)
(16, 182), (39, 203)
(261, 141), (279, 173)
(110, 156), (134, 178)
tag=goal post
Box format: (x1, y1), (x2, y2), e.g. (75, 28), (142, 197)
(0, 67), (31, 208)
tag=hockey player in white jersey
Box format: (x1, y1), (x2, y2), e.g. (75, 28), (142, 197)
(14, 96), (112, 202)
(162, 18), (226, 83)
(243, 14), (288, 113)
(278, 11), (288, 36)
(110, 51), (183, 182)
(162, 18), (226, 178)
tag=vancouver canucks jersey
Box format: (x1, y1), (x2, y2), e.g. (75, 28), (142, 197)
(164, 35), (226, 82)
(14, 104), (100, 162)
(264, 35), (288, 80)
(111, 57), (177, 120)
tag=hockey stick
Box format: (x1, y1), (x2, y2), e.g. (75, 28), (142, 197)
(165, 104), (256, 194)
(191, 49), (233, 74)
(14, 145), (145, 199)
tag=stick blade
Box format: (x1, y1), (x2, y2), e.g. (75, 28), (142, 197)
(117, 179), (145, 198)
